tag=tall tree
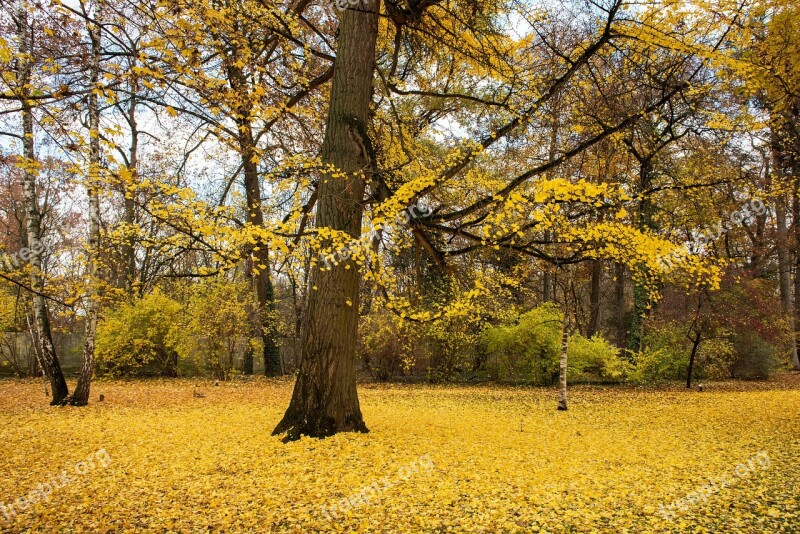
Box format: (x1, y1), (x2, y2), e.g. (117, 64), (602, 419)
(13, 0), (68, 404)
(273, 0), (380, 441)
(67, 1), (102, 406)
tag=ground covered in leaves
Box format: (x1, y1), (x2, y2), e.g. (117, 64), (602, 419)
(1, 375), (799, 533)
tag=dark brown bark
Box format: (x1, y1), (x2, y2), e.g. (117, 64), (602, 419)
(630, 156), (654, 351)
(775, 102), (800, 371)
(273, 0), (379, 441)
(119, 87), (137, 295)
(792, 190), (800, 371)
(231, 75), (282, 377)
(613, 262), (626, 347)
(686, 331), (702, 389)
(242, 259), (256, 375)
(774, 159), (799, 370)
(15, 2), (69, 405)
(587, 260), (602, 337)
(542, 275), (552, 301)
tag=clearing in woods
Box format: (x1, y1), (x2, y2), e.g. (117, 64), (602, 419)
(0, 376), (798, 533)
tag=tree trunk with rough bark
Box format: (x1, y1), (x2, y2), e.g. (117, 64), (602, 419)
(793, 189), (800, 372)
(239, 128), (282, 377)
(15, 1), (69, 405)
(273, 0), (379, 441)
(775, 188), (799, 370)
(226, 51), (283, 377)
(69, 15), (102, 406)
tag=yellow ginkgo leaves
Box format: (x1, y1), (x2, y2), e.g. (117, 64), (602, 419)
(0, 377), (798, 532)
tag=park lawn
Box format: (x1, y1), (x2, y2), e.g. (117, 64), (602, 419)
(0, 376), (798, 533)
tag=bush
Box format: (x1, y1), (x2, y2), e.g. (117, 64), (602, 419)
(359, 302), (503, 383)
(483, 303), (562, 384)
(568, 335), (629, 383)
(650, 275), (792, 383)
(172, 279), (255, 380)
(631, 323), (735, 383)
(630, 325), (688, 383)
(424, 314), (482, 382)
(0, 288), (26, 376)
(483, 304), (627, 385)
(359, 312), (415, 381)
(96, 291), (182, 377)
(730, 335), (780, 380)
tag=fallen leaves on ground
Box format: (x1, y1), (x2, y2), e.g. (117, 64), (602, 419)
(0, 376), (798, 533)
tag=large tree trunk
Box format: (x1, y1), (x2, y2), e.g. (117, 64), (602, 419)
(774, 103), (800, 371)
(69, 15), (102, 406)
(793, 188), (800, 371)
(775, 185), (799, 370)
(15, 2), (69, 405)
(273, 0), (379, 441)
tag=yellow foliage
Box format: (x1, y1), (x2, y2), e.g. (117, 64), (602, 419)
(0, 378), (798, 532)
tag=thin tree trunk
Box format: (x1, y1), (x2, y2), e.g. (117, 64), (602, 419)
(613, 262), (626, 347)
(542, 104), (559, 305)
(273, 0), (379, 441)
(542, 271), (552, 302)
(587, 260), (602, 337)
(69, 14), (102, 406)
(557, 325), (569, 411)
(242, 258), (256, 375)
(630, 158), (654, 351)
(120, 90), (137, 295)
(15, 2), (68, 405)
(226, 52), (283, 377)
(686, 331), (702, 388)
(238, 122), (282, 377)
(558, 268), (573, 411)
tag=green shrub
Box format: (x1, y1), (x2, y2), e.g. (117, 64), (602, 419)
(730, 335), (780, 380)
(568, 335), (629, 382)
(697, 337), (736, 380)
(631, 323), (735, 383)
(172, 279), (256, 380)
(483, 303), (562, 384)
(96, 291), (182, 377)
(359, 311), (415, 381)
(424, 314), (483, 382)
(630, 325), (688, 383)
(483, 304), (627, 385)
